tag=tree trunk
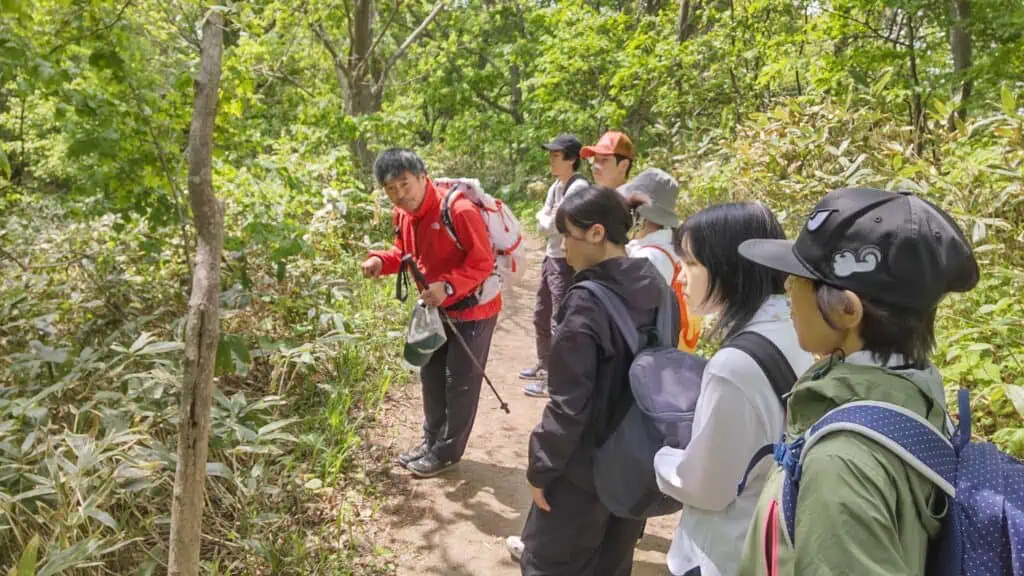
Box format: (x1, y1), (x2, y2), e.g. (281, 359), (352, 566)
(947, 0), (972, 130)
(677, 0), (696, 42)
(906, 11), (925, 155)
(313, 2), (445, 174)
(167, 7), (225, 576)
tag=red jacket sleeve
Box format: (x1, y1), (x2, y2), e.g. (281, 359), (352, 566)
(367, 209), (405, 276)
(439, 201), (495, 307)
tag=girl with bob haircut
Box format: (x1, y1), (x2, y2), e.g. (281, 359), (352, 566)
(517, 185), (679, 576)
(653, 202), (814, 576)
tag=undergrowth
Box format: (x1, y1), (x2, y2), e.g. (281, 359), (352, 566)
(0, 179), (410, 574)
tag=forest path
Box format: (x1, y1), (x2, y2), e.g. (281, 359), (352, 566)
(371, 234), (677, 575)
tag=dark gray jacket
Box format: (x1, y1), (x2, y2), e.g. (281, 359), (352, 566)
(527, 256), (671, 492)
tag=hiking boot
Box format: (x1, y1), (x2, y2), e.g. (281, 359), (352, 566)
(396, 439), (432, 467)
(523, 381), (549, 398)
(407, 452), (458, 478)
(519, 363), (547, 381)
(505, 535), (524, 563)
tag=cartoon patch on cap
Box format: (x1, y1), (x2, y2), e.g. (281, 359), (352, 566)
(832, 246), (882, 277)
(806, 209), (836, 232)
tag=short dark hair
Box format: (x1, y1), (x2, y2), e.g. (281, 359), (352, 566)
(373, 148), (426, 185)
(677, 202), (787, 339)
(615, 155), (633, 179)
(555, 185), (634, 246)
(814, 283), (936, 368)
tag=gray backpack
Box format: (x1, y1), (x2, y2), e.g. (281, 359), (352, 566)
(578, 280), (797, 520)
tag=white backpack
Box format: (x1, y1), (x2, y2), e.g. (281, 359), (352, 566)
(434, 178), (525, 305)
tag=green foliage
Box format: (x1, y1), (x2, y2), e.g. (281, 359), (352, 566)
(2, 0), (1023, 572)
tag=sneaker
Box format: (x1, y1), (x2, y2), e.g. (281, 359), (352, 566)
(523, 381), (549, 398)
(505, 535), (524, 562)
(396, 440), (431, 467)
(519, 363), (548, 381)
(407, 452), (458, 478)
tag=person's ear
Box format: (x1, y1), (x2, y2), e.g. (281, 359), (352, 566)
(586, 223), (606, 243)
(832, 290), (863, 330)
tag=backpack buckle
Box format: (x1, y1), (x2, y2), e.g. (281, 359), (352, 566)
(774, 436), (805, 483)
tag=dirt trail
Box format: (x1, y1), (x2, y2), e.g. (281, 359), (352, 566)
(373, 235), (677, 576)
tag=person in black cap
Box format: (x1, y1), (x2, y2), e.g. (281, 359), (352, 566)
(518, 134), (589, 397)
(735, 187), (980, 576)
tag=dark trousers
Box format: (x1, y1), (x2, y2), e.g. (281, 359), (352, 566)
(419, 315), (498, 463)
(520, 478), (645, 576)
(533, 257), (574, 369)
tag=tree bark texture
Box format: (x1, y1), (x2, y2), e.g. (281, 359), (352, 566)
(313, 2), (445, 171)
(947, 0), (972, 130)
(167, 7), (225, 576)
(677, 0), (697, 42)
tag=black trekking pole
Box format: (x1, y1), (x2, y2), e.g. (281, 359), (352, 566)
(401, 255), (510, 414)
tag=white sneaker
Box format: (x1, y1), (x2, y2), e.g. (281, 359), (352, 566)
(505, 535), (524, 562)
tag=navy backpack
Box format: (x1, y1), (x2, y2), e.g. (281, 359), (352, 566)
(763, 388), (1024, 575)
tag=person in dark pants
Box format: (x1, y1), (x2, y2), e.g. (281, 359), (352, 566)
(360, 148), (501, 478)
(520, 134), (588, 397)
(518, 185), (674, 576)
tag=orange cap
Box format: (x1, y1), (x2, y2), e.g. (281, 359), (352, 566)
(580, 131), (635, 160)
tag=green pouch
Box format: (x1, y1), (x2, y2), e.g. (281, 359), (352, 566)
(402, 301), (447, 367)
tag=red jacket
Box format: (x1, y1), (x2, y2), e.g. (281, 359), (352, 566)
(368, 178), (502, 322)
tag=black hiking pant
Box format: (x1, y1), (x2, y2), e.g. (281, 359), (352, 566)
(533, 257), (574, 369)
(419, 314), (498, 463)
(519, 477), (645, 576)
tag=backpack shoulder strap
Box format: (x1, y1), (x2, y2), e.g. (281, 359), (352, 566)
(440, 183), (466, 251)
(566, 173), (586, 191)
(575, 280), (640, 354)
(723, 331), (798, 408)
(773, 400), (958, 545)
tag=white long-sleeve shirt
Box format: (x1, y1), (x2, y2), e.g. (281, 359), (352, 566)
(536, 176), (588, 258)
(653, 295), (813, 576)
(626, 229), (676, 287)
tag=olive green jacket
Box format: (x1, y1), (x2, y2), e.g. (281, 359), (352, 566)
(738, 353), (949, 576)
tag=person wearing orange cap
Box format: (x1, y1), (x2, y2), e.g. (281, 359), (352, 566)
(580, 131), (635, 192)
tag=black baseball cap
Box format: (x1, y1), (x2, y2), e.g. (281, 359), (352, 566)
(541, 134), (583, 156)
(739, 187), (980, 312)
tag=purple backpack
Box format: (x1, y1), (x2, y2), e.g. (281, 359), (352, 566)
(578, 280), (798, 520)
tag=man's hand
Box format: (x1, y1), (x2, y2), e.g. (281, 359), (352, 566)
(530, 483), (551, 512)
(420, 281), (448, 308)
(361, 256), (383, 278)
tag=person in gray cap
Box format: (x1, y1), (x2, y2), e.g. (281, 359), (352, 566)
(519, 134), (590, 397)
(621, 168), (682, 287)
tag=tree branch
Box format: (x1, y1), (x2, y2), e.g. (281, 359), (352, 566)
(47, 0), (135, 57)
(821, 6), (911, 48)
(0, 245), (26, 272)
(357, 0), (402, 79)
(374, 2), (445, 95)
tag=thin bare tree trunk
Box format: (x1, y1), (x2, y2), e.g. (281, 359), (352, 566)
(947, 0), (972, 130)
(906, 11), (925, 155)
(167, 6), (225, 576)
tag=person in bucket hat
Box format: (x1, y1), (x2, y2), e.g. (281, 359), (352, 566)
(734, 187), (979, 576)
(621, 168), (702, 353)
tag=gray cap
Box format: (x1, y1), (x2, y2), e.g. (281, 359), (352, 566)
(621, 168), (681, 228)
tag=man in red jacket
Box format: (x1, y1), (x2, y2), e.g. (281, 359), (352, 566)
(360, 148), (501, 478)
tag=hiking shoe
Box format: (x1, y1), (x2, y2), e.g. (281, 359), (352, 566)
(523, 381), (549, 398)
(519, 363), (547, 381)
(506, 535), (524, 563)
(396, 440), (431, 467)
(407, 452), (458, 478)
